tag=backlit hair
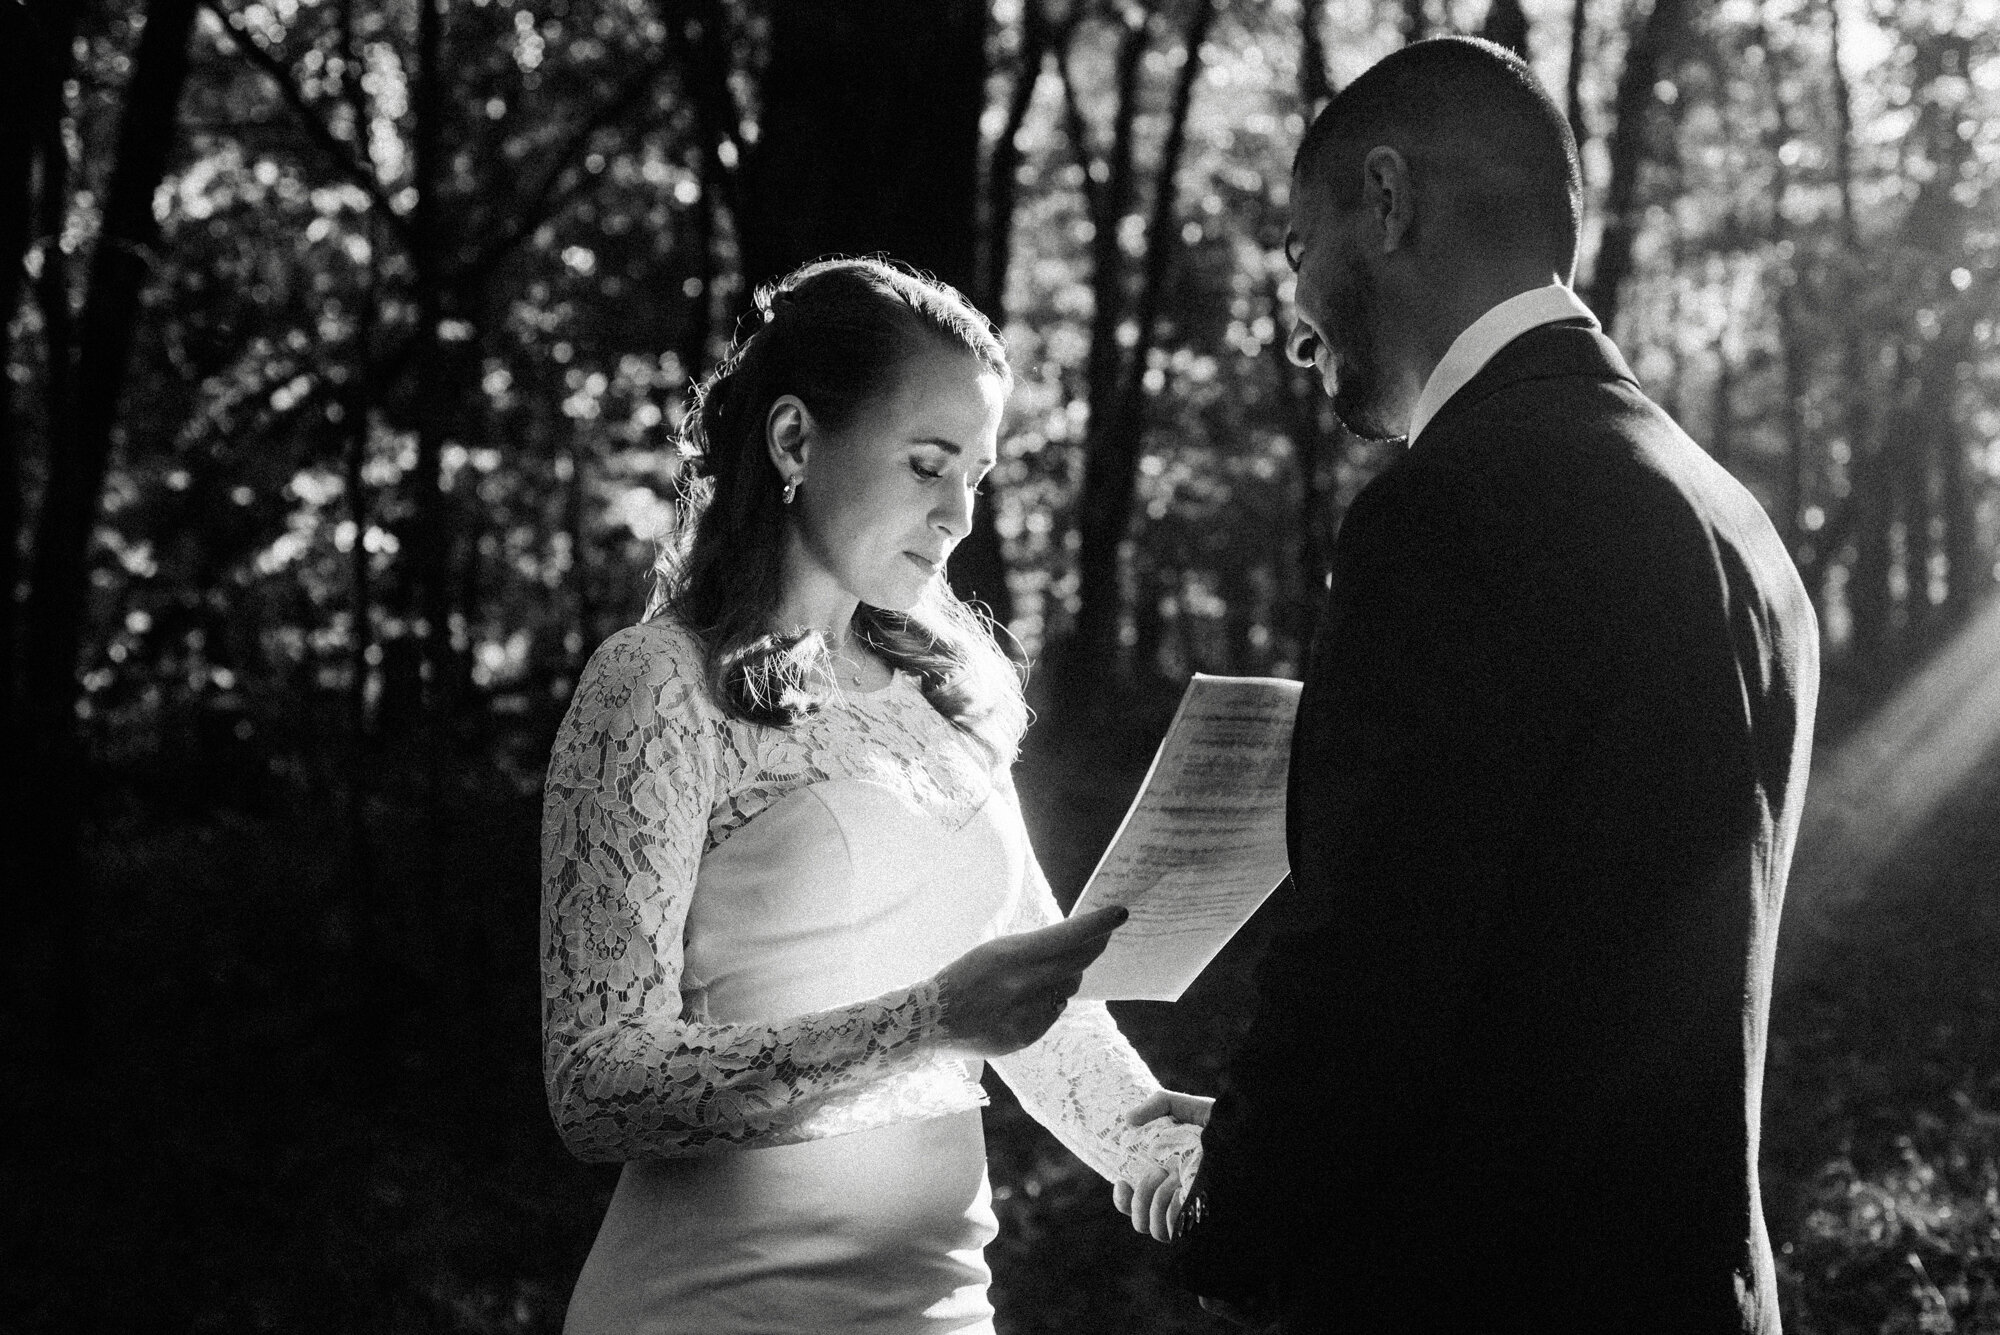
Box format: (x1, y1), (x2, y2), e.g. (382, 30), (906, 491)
(649, 256), (1026, 761)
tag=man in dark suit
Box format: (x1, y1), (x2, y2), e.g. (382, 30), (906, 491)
(1170, 37), (1819, 1334)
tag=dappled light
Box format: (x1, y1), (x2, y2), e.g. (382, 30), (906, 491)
(3, 0), (1997, 1329)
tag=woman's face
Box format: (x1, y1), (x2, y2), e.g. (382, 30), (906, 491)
(776, 347), (1006, 617)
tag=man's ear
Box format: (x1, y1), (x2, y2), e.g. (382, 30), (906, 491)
(765, 394), (814, 482)
(1362, 146), (1415, 255)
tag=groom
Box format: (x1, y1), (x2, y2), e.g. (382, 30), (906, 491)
(1171, 37), (1819, 1334)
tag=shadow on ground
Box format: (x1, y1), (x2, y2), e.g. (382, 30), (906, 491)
(5, 705), (1996, 1332)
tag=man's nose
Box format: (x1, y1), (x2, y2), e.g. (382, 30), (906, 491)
(1286, 322), (1321, 370)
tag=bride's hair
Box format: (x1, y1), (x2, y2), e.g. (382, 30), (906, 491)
(649, 256), (1027, 760)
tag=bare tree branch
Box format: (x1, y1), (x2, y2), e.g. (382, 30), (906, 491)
(198, 0), (410, 243)
(458, 61), (669, 282)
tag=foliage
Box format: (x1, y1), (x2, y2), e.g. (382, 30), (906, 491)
(1781, 1103), (2000, 1335)
(10, 0), (1999, 754)
(6, 0), (2000, 1328)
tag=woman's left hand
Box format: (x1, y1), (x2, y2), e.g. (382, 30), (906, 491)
(1123, 1089), (1214, 1129)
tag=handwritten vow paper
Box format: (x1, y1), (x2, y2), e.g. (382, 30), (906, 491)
(1070, 674), (1301, 1002)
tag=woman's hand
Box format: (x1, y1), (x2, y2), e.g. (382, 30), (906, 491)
(1123, 1088), (1214, 1129)
(1113, 1089), (1213, 1241)
(932, 907), (1127, 1057)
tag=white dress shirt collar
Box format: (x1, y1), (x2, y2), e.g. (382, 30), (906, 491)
(1406, 283), (1599, 445)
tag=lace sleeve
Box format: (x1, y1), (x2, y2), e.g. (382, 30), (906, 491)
(539, 624), (948, 1161)
(986, 774), (1205, 1187)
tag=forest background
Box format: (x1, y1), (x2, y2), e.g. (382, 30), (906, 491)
(4, 0), (1999, 1329)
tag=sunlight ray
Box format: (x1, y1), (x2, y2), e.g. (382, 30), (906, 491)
(1786, 594), (2000, 934)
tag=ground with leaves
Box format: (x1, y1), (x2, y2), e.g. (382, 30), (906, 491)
(6, 710), (1997, 1333)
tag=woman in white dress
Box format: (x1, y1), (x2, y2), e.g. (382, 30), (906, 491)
(541, 257), (1207, 1334)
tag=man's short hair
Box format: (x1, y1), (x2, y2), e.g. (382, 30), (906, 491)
(1295, 37), (1582, 270)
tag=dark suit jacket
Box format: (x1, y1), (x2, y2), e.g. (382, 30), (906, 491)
(1174, 323), (1819, 1334)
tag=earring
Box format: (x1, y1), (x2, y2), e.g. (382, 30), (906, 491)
(782, 477), (799, 505)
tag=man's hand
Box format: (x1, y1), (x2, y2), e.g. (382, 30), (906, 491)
(1113, 1161), (1186, 1242)
(1112, 1089), (1214, 1241)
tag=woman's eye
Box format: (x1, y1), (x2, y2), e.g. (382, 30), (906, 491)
(911, 460), (945, 481)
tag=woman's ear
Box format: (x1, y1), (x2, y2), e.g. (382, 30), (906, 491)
(765, 394), (814, 486)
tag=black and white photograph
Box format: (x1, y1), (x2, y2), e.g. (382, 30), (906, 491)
(4, 0), (1998, 1330)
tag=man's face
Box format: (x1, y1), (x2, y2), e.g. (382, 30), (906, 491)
(1285, 171), (1399, 441)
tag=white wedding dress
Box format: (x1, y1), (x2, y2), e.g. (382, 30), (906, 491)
(541, 616), (1199, 1335)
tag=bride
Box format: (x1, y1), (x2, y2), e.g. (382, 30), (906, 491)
(541, 256), (1207, 1334)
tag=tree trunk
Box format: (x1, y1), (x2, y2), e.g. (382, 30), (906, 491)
(1299, 0), (1333, 111)
(1709, 313), (1735, 471)
(1908, 300), (1972, 639)
(672, 0), (749, 280)
(1, 17), (37, 724)
(340, 265), (380, 981)
(2, 0), (75, 776)
(2, 0), (78, 948)
(1564, 0), (1589, 173)
(978, 3), (1064, 323)
(965, 4), (1074, 632)
(743, 0), (1010, 621)
(675, 145), (716, 383)
(1936, 326), (1976, 615)
(1907, 34), (1975, 629)
(23, 0), (202, 879)
(1585, 0), (1688, 334)
(565, 434), (597, 661)
(1824, 0), (1881, 672)
(1479, 0), (1531, 59)
(1848, 347), (1900, 677)
(1131, 562), (1172, 682)
(960, 3), (1077, 636)
(1753, 3), (1809, 558)
(1070, 0), (1217, 691)
(1403, 0), (1429, 45)
(407, 0), (452, 718)
(744, 0), (984, 290)
(1056, 5), (1148, 679)
(671, 0), (733, 381)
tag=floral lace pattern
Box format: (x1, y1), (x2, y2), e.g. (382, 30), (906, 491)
(541, 615), (1200, 1187)
(990, 843), (1208, 1187)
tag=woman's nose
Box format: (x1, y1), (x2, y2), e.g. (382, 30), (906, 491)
(932, 484), (974, 541)
(1286, 322), (1321, 370)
